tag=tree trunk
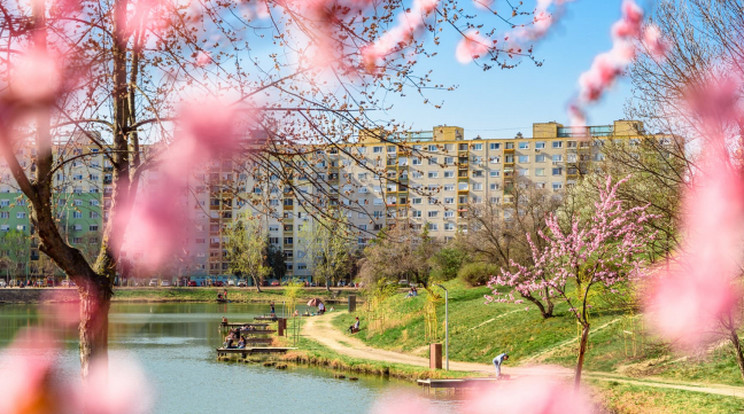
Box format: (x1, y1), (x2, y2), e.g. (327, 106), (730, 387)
(728, 326), (744, 383)
(253, 276), (262, 292)
(79, 282), (112, 377)
(522, 292), (553, 319)
(574, 323), (590, 389)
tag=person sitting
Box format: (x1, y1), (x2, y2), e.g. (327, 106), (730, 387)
(237, 336), (246, 349)
(348, 316), (360, 334)
(223, 335), (234, 349)
(221, 316), (228, 327)
(318, 302), (326, 315)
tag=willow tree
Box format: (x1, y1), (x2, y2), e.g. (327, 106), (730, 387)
(0, 0), (550, 377)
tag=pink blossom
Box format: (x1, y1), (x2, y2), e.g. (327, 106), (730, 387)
(0, 329), (63, 414)
(10, 44), (62, 105)
(569, 0), (667, 128)
(463, 376), (593, 414)
(115, 99), (253, 269)
(77, 355), (152, 414)
(642, 25), (668, 61)
(360, 0), (439, 72)
(195, 51), (212, 66)
(455, 30), (490, 64)
(644, 73), (744, 350)
(368, 391), (445, 414)
(473, 0), (493, 10)
(645, 262), (741, 351)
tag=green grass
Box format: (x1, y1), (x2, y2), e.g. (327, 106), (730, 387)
(112, 287), (349, 303)
(333, 280), (744, 388)
(593, 381), (744, 413)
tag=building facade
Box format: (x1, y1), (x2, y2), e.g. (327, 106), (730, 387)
(0, 120), (653, 282)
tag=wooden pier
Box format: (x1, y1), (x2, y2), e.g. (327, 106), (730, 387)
(417, 378), (499, 395)
(223, 322), (269, 328)
(216, 347), (296, 358)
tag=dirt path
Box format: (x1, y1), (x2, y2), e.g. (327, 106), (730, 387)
(302, 312), (744, 399)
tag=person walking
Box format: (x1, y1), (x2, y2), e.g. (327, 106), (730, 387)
(492, 352), (509, 378)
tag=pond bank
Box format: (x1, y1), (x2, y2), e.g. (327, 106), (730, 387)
(0, 287), (362, 304)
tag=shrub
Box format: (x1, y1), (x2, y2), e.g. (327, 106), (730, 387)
(458, 262), (499, 286)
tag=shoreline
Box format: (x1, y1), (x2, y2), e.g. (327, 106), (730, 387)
(0, 287), (361, 304)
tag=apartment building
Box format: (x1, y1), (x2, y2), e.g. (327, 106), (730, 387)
(193, 119), (651, 282)
(0, 119), (653, 282)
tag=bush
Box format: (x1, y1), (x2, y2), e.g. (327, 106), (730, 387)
(429, 247), (468, 282)
(457, 262), (499, 286)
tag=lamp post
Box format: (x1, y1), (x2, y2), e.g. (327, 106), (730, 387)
(435, 283), (449, 371)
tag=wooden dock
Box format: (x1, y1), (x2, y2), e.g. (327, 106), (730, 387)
(223, 322), (269, 328)
(216, 347), (296, 358)
(254, 315), (278, 321)
(417, 377), (499, 393)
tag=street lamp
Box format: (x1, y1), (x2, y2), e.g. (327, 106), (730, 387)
(435, 283), (449, 371)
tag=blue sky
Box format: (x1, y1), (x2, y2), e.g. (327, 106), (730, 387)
(377, 0), (654, 139)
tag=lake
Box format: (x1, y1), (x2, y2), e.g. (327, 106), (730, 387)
(0, 302), (456, 414)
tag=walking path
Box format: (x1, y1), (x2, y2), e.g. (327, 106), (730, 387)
(301, 312), (744, 399)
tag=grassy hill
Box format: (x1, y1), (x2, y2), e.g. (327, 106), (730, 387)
(332, 280), (744, 387)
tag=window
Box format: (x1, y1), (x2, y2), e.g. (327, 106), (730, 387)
(16, 212), (25, 219)
(427, 223), (438, 231)
(472, 182), (483, 190)
(412, 210), (422, 218)
(427, 171), (439, 178)
(428, 197), (439, 205)
(428, 157), (438, 165)
(444, 157), (454, 165)
(373, 146), (382, 153)
(0, 200), (8, 207)
(444, 222), (455, 231)
(473, 143), (483, 151)
(489, 170), (500, 178)
(567, 153), (577, 163)
(444, 171), (454, 178)
(89, 212), (99, 219)
(505, 142), (514, 149)
(90, 199), (99, 206)
(412, 197), (422, 205)
(518, 155), (529, 163)
(387, 146), (396, 153)
(458, 182), (469, 191)
(535, 168), (545, 176)
(427, 211), (439, 218)
(428, 144), (438, 152)
(518, 168), (529, 176)
(552, 182), (563, 191)
(505, 155), (514, 163)
(0, 225), (8, 231)
(74, 199), (83, 206)
(536, 154), (546, 162)
(444, 197), (454, 204)
(373, 198), (383, 205)
(535, 141), (546, 149)
(489, 143), (501, 150)
(412, 157), (422, 165)
(567, 141), (577, 148)
(89, 225), (99, 231)
(552, 154), (562, 162)
(0, 212), (7, 219)
(444, 144), (454, 151)
(552, 141), (563, 148)
(444, 211), (454, 218)
(459, 143), (468, 151)
(74, 224), (83, 231)
(444, 184), (455, 191)
(552, 167), (563, 176)
(518, 142), (529, 149)
(411, 171), (423, 178)
(284, 237), (294, 245)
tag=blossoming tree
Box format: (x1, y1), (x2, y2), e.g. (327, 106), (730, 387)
(488, 176), (656, 387)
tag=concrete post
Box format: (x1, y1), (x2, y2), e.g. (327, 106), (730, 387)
(277, 318), (286, 336)
(348, 295), (356, 312)
(429, 343), (442, 370)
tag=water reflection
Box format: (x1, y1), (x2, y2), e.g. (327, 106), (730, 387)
(0, 302), (456, 414)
